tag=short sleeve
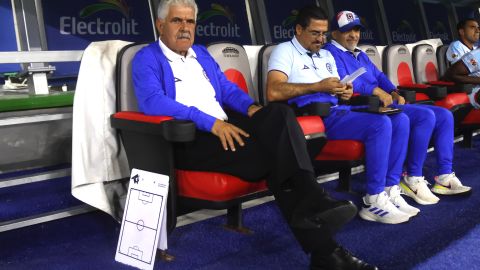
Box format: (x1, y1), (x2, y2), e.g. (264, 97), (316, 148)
(267, 43), (293, 77)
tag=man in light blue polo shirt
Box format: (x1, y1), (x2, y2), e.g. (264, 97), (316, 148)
(445, 48), (480, 109)
(323, 10), (471, 204)
(267, 5), (417, 225)
(446, 19), (479, 64)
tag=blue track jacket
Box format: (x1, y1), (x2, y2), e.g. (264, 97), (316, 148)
(132, 42), (254, 132)
(323, 43), (397, 95)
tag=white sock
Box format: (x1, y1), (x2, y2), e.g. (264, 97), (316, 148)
(437, 173), (452, 183)
(365, 192), (381, 203)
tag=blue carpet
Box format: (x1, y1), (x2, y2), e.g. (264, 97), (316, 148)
(0, 138), (479, 269)
(0, 175), (83, 222)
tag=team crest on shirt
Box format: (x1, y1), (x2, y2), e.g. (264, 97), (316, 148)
(302, 65), (310, 70)
(451, 53), (458, 59)
(326, 63), (333, 74)
(470, 58), (477, 66)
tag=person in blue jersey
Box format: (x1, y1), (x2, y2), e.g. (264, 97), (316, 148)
(445, 47), (480, 109)
(323, 10), (471, 201)
(267, 5), (417, 226)
(132, 1), (377, 269)
(446, 19), (479, 64)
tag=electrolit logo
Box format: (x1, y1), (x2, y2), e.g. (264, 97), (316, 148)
(429, 21), (449, 42)
(79, 0), (130, 18)
(273, 10), (298, 40)
(196, 3), (240, 38)
(392, 20), (416, 42)
(60, 0), (139, 36)
(359, 17), (374, 41)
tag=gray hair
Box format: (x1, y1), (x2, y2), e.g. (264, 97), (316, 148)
(157, 0), (198, 20)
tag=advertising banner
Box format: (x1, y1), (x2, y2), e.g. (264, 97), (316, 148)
(0, 0), (21, 73)
(264, 0), (316, 43)
(42, 0), (155, 75)
(423, 3), (452, 44)
(384, 1), (423, 44)
(195, 1), (252, 45)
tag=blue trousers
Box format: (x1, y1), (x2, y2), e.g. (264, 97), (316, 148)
(397, 104), (454, 177)
(323, 106), (410, 195)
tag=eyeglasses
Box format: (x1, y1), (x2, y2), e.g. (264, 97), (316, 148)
(306, 30), (329, 38)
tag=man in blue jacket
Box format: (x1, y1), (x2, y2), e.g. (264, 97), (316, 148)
(132, 1), (375, 269)
(323, 10), (471, 201)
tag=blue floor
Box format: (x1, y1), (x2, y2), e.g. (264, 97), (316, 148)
(0, 138), (479, 269)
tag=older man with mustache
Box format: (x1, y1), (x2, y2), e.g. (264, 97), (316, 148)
(131, 1), (377, 269)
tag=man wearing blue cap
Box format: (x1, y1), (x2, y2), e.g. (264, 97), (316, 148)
(267, 5), (419, 227)
(323, 10), (471, 202)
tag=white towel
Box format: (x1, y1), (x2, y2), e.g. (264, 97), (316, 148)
(71, 40), (132, 221)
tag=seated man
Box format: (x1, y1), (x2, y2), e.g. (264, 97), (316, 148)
(267, 5), (416, 224)
(445, 47), (480, 109)
(132, 0), (375, 269)
(446, 18), (479, 64)
(323, 11), (471, 200)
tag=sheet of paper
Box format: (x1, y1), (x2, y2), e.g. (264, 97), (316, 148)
(340, 67), (367, 84)
(115, 168), (169, 270)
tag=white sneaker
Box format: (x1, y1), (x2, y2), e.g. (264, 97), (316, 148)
(359, 191), (410, 224)
(399, 176), (440, 205)
(386, 185), (420, 217)
(431, 172), (472, 195)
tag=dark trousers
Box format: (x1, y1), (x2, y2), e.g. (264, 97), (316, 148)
(174, 103), (337, 254)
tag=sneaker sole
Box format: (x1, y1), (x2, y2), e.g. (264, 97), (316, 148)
(399, 182), (439, 205)
(291, 203), (358, 232)
(398, 208), (420, 218)
(431, 186), (472, 196)
(358, 209), (410, 224)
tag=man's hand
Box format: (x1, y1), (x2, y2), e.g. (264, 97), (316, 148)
(247, 104), (262, 117)
(373, 87), (393, 107)
(339, 83), (353, 100)
(317, 77), (346, 94)
(211, 119), (250, 151)
(391, 91), (406, 105)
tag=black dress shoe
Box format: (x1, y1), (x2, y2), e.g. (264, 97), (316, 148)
(290, 189), (357, 232)
(311, 246), (378, 270)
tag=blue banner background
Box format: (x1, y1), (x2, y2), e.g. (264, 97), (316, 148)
(0, 0), (21, 73)
(264, 0), (317, 43)
(195, 1), (252, 45)
(384, 0), (423, 43)
(423, 3), (452, 43)
(42, 0), (155, 76)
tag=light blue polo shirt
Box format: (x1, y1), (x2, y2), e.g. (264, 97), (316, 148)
(268, 36), (340, 107)
(461, 48), (480, 77)
(447, 40), (478, 64)
(460, 48), (480, 108)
